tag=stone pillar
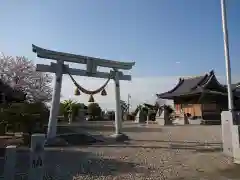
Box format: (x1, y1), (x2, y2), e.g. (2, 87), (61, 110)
(146, 114), (149, 125)
(156, 108), (165, 125)
(47, 61), (63, 139)
(28, 134), (45, 180)
(221, 111), (240, 164)
(135, 109), (140, 123)
(111, 70), (128, 141)
(114, 70), (121, 135)
(221, 111), (234, 157)
(4, 145), (17, 180)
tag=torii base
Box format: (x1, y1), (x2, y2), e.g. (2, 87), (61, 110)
(45, 137), (68, 147)
(45, 133), (102, 147)
(110, 133), (129, 142)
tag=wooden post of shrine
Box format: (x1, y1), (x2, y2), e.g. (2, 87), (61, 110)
(32, 44), (135, 142)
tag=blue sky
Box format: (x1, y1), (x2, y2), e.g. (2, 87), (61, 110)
(0, 0), (240, 109)
(1, 0), (240, 77)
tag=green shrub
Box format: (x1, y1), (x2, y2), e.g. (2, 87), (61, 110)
(0, 102), (49, 134)
(72, 103), (86, 118)
(59, 100), (86, 122)
(88, 103), (102, 120)
(0, 122), (6, 135)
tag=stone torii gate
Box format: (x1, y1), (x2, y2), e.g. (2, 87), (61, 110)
(32, 44), (135, 141)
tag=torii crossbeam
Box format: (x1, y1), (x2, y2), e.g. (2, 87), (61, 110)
(32, 44), (135, 141)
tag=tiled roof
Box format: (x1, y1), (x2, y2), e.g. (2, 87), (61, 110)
(157, 75), (209, 99)
(156, 70), (231, 99)
(172, 76), (207, 94)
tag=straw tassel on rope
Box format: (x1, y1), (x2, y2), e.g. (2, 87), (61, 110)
(74, 87), (81, 96)
(101, 88), (107, 96)
(88, 94), (95, 102)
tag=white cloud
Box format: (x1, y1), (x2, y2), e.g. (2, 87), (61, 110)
(50, 73), (240, 112)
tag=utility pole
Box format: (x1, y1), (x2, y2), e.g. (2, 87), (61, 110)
(220, 0), (234, 111)
(127, 94), (131, 115)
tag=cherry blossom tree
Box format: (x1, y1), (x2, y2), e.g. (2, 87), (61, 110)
(0, 53), (52, 102)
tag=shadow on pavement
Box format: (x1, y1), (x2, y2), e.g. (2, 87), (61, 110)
(217, 164), (240, 179)
(133, 139), (222, 145)
(3, 149), (151, 179)
(54, 124), (163, 135)
(52, 125), (222, 153)
(73, 125), (163, 132)
(90, 141), (223, 153)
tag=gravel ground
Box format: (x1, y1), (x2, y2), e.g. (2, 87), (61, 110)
(1, 122), (240, 180)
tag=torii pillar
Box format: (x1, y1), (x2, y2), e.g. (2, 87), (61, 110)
(47, 60), (63, 139)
